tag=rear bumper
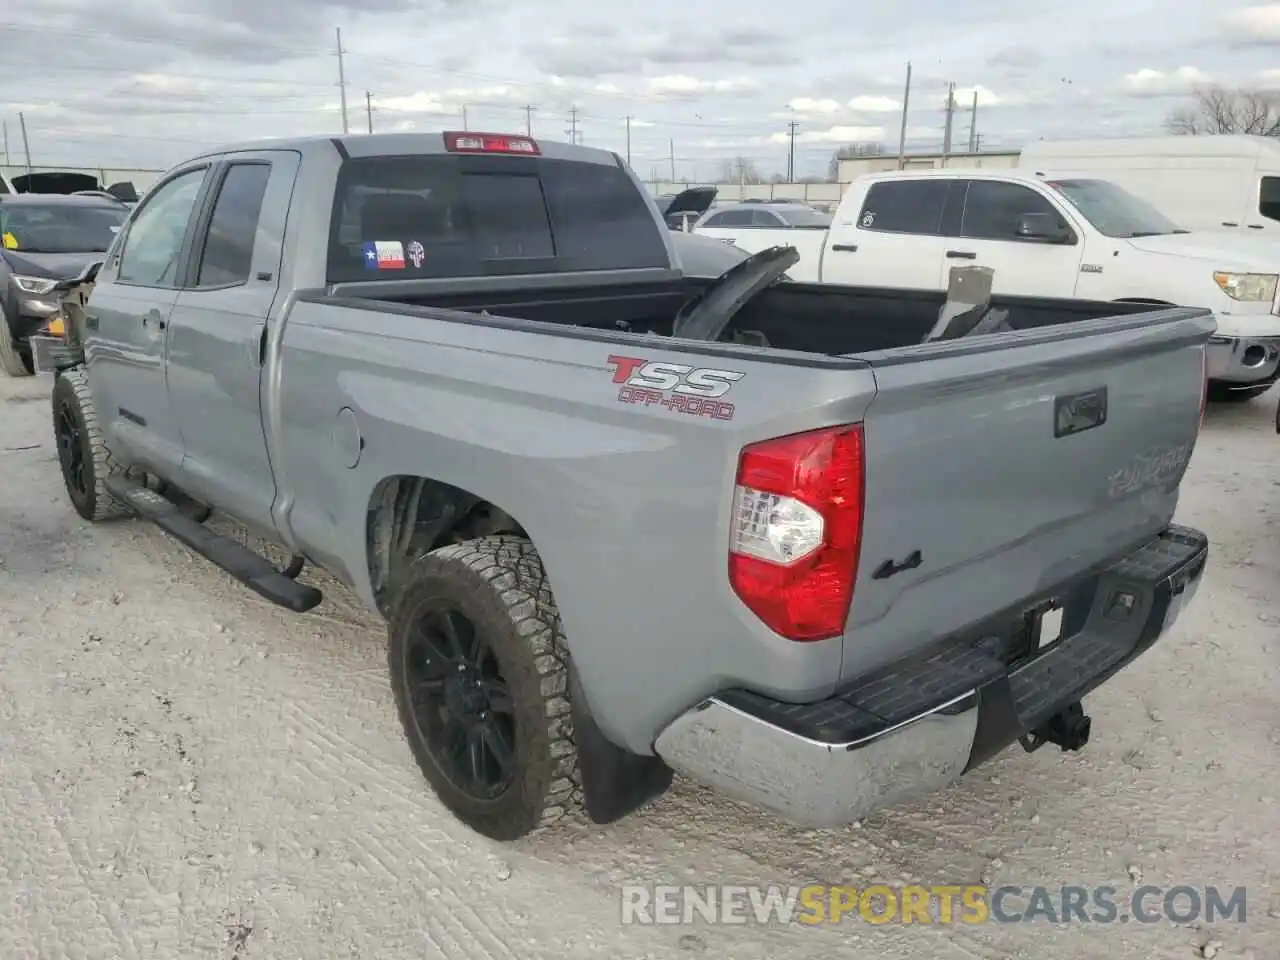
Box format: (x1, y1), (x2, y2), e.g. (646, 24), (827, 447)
(1206, 335), (1280, 385)
(654, 525), (1208, 828)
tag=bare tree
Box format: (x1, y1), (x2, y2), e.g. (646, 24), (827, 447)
(718, 156), (765, 184)
(1166, 85), (1280, 137)
(827, 142), (887, 180)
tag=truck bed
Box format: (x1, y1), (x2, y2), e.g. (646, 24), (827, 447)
(349, 277), (1165, 355)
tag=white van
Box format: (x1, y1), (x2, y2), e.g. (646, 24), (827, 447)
(1018, 135), (1280, 237)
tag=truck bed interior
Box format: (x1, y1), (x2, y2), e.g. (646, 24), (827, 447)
(352, 279), (1161, 356)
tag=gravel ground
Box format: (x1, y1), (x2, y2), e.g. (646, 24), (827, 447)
(1, 371), (1277, 960)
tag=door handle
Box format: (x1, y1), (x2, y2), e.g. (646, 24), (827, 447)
(946, 250), (977, 259)
(1248, 224), (1264, 230)
(831, 243), (858, 252)
(1222, 221), (1239, 227)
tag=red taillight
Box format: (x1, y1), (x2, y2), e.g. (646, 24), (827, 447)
(443, 131), (541, 155)
(728, 424), (865, 641)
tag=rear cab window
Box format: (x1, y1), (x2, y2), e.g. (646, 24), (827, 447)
(327, 152), (669, 283)
(856, 180), (951, 235)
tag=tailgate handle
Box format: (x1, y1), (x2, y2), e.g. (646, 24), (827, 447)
(831, 243), (858, 252)
(946, 249), (977, 260)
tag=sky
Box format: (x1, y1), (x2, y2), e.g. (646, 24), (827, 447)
(2, 1), (1280, 182)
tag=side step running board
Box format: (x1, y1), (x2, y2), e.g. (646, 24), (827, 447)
(106, 474), (323, 613)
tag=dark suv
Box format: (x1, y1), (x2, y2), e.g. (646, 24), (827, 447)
(0, 194), (129, 376)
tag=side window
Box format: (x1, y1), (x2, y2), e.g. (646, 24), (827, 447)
(961, 180), (1067, 241)
(194, 163), (272, 287)
(117, 168), (207, 287)
(857, 180), (950, 235)
(1259, 176), (1280, 224)
(717, 209), (755, 227)
(751, 209), (783, 226)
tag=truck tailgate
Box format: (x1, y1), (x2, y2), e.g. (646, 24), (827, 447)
(842, 306), (1213, 682)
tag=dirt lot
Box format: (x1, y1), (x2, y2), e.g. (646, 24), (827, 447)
(0, 371), (1276, 960)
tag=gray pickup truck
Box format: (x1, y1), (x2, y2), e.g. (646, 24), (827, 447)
(45, 131), (1211, 842)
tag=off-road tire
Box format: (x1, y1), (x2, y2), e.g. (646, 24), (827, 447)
(0, 309), (33, 377)
(388, 535), (581, 841)
(52, 367), (130, 521)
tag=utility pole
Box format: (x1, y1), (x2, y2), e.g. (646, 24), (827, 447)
(18, 111), (31, 176)
(2, 121), (8, 166)
(786, 120), (799, 182)
(669, 138), (676, 181)
(624, 116), (632, 166)
(365, 91), (374, 134)
(566, 105), (579, 144)
(522, 104), (535, 136)
(461, 105), (468, 131)
(334, 27), (349, 135)
(967, 88), (978, 153)
(896, 61), (912, 170)
(974, 132), (984, 152)
(941, 82), (956, 165)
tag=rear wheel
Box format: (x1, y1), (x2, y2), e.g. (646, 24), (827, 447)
(388, 535), (581, 841)
(52, 367), (130, 521)
(0, 310), (33, 377)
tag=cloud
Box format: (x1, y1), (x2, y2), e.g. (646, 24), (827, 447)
(1220, 4), (1280, 46)
(644, 75), (760, 99)
(988, 45), (1043, 70)
(1120, 66), (1213, 97)
(7, 0), (1280, 181)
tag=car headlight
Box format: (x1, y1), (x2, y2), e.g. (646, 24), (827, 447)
(1213, 271), (1279, 302)
(11, 274), (58, 296)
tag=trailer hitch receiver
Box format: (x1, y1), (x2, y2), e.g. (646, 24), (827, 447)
(1019, 701), (1092, 754)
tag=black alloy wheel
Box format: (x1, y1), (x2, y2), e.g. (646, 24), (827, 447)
(402, 600), (518, 801)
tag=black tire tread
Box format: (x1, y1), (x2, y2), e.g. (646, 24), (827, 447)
(0, 309), (32, 377)
(390, 535), (582, 838)
(55, 367), (130, 521)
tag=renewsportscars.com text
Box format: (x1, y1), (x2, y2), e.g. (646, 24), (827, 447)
(620, 884), (1248, 926)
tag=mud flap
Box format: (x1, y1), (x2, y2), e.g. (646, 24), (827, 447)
(569, 665), (673, 824)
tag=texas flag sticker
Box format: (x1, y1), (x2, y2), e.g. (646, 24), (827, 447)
(362, 240), (406, 270)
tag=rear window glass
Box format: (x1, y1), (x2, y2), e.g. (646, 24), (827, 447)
(327, 154), (668, 283)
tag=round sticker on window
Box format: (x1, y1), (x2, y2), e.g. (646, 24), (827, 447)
(860, 211), (875, 227)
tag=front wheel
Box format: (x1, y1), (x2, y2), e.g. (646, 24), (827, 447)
(52, 368), (130, 521)
(0, 310), (33, 377)
(388, 535), (581, 841)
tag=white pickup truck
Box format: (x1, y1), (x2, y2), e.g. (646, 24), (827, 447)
(693, 170), (1280, 399)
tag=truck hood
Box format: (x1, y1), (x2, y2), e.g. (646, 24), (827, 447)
(1127, 232), (1280, 270)
(0, 249), (103, 279)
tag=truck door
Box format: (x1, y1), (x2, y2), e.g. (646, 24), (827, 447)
(823, 178), (953, 290)
(947, 179), (1084, 298)
(164, 152), (298, 533)
(85, 163), (213, 474)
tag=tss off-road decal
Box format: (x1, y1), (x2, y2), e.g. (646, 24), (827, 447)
(606, 354), (745, 421)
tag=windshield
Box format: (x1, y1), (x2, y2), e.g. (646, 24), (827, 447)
(0, 203), (128, 253)
(777, 207), (832, 227)
(1045, 178), (1187, 238)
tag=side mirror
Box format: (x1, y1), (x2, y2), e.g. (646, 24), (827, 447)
(1016, 212), (1071, 243)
